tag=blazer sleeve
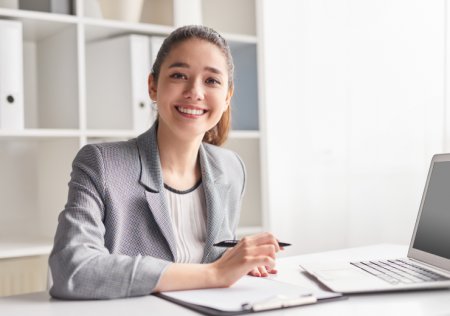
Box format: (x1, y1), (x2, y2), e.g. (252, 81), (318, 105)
(49, 144), (171, 300)
(232, 151), (247, 235)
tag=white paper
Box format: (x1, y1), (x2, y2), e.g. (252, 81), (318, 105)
(161, 276), (314, 312)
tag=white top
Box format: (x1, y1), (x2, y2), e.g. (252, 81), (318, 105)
(164, 181), (207, 263)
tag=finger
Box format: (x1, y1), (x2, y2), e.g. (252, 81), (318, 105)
(258, 265), (268, 277)
(243, 245), (277, 259)
(248, 267), (260, 277)
(248, 233), (281, 252)
(267, 266), (278, 274)
(247, 256), (276, 271)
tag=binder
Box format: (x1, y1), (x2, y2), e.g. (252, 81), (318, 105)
(131, 36), (164, 133)
(18, 0), (73, 15)
(129, 34), (153, 133)
(86, 34), (164, 132)
(0, 19), (24, 130)
(156, 276), (345, 315)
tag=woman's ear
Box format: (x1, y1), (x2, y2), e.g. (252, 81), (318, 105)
(148, 74), (157, 101)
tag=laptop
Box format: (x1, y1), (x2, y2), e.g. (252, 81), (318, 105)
(300, 154), (450, 293)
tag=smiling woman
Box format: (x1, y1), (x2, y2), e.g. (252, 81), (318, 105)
(150, 27), (235, 147)
(149, 38), (232, 148)
(48, 25), (283, 300)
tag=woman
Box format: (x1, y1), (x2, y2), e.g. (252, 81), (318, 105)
(49, 25), (281, 300)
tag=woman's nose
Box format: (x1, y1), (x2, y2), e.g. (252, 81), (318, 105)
(183, 79), (204, 101)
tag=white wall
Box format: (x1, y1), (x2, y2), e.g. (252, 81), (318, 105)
(261, 0), (445, 255)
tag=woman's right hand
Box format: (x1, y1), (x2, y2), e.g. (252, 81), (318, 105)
(210, 232), (282, 287)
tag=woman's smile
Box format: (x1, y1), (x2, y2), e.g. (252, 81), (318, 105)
(175, 105), (208, 118)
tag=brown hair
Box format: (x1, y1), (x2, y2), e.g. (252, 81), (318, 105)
(151, 25), (234, 146)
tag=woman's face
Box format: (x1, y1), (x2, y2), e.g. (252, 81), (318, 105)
(149, 38), (231, 142)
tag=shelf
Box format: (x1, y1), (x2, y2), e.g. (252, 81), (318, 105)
(229, 130), (260, 139)
(82, 18), (257, 44)
(224, 33), (257, 45)
(202, 0), (256, 36)
(85, 130), (259, 140)
(0, 8), (76, 22)
(0, 8), (77, 41)
(0, 239), (52, 259)
(0, 1), (264, 270)
(0, 129), (259, 140)
(85, 129), (138, 138)
(0, 129), (80, 139)
(0, 6), (258, 42)
(83, 17), (173, 42)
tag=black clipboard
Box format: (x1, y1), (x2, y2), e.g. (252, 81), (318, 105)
(155, 276), (346, 316)
(156, 292), (346, 315)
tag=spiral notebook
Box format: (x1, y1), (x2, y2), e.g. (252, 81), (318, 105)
(156, 275), (344, 315)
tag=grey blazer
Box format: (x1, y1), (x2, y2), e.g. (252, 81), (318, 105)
(49, 123), (246, 299)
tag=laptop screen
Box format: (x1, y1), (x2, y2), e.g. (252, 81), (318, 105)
(412, 161), (450, 259)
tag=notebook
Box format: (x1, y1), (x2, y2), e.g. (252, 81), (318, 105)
(300, 154), (450, 293)
(156, 275), (343, 315)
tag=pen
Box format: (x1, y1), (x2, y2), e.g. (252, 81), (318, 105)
(213, 240), (291, 248)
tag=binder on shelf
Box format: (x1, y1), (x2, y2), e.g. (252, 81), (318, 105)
(0, 19), (24, 130)
(18, 0), (73, 15)
(86, 34), (164, 133)
(156, 276), (344, 316)
(131, 36), (164, 133)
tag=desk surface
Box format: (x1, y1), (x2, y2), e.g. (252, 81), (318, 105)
(2, 244), (450, 316)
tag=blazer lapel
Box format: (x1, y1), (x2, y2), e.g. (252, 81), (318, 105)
(137, 124), (177, 261)
(137, 125), (231, 263)
(199, 144), (231, 262)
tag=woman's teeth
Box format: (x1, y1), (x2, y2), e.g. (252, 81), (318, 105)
(177, 106), (205, 115)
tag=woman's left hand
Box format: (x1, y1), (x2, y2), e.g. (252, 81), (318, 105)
(248, 266), (278, 277)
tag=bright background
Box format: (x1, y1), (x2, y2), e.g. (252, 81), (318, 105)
(261, 0), (447, 254)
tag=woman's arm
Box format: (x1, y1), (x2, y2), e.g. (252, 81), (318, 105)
(154, 233), (280, 292)
(49, 144), (172, 299)
(51, 145), (279, 298)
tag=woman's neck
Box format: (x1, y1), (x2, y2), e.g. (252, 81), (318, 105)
(156, 123), (203, 190)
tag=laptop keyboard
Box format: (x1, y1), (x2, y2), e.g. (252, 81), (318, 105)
(350, 259), (450, 285)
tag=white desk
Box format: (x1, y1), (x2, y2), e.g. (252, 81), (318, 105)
(2, 244), (450, 316)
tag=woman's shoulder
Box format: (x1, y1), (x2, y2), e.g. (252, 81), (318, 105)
(202, 142), (240, 161)
(202, 142), (246, 175)
(74, 138), (139, 166)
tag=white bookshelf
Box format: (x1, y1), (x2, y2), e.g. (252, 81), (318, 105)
(0, 240), (52, 259)
(0, 0), (266, 280)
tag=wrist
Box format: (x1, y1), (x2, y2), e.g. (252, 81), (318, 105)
(206, 262), (225, 288)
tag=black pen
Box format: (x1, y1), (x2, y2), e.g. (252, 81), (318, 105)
(213, 240), (291, 248)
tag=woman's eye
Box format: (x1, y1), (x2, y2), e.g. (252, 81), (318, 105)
(205, 78), (221, 85)
(170, 73), (187, 80)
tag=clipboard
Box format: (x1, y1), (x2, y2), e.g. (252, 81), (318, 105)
(155, 276), (345, 315)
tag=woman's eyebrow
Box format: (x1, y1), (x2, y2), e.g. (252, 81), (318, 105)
(168, 62), (189, 69)
(168, 62), (223, 75)
(205, 66), (223, 75)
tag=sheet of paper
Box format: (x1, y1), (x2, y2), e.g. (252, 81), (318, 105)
(270, 260), (344, 300)
(161, 275), (313, 312)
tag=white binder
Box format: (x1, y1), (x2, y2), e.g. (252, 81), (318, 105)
(0, 19), (24, 130)
(86, 34), (164, 133)
(131, 35), (164, 133)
